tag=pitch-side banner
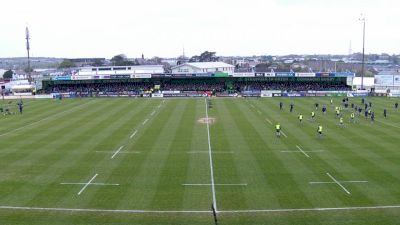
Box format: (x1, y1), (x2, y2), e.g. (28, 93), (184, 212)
(295, 73), (315, 77)
(261, 90), (281, 97)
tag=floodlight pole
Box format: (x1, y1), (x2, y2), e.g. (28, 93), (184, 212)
(26, 26), (31, 83)
(359, 16), (366, 90)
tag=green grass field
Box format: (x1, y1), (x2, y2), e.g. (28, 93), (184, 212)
(0, 97), (400, 225)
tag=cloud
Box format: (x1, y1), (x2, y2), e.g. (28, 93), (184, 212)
(0, 0), (398, 58)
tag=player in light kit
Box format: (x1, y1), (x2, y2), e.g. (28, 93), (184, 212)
(317, 125), (323, 138)
(276, 123), (281, 137)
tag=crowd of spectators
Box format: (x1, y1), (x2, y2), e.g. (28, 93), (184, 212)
(161, 80), (226, 92)
(44, 80), (350, 95)
(45, 82), (152, 94)
(234, 81), (351, 92)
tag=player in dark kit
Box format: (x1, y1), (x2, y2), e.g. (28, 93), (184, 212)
(358, 107), (362, 116)
(322, 105), (327, 114)
(279, 102), (283, 110)
(371, 112), (375, 122)
(315, 102), (319, 110)
(351, 103), (354, 109)
(369, 102), (372, 107)
(364, 110), (368, 119)
(17, 100), (23, 114)
(361, 98), (365, 104)
(395, 102), (398, 109)
(290, 103), (294, 112)
(384, 109), (387, 118)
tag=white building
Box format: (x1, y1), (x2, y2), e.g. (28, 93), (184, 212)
(77, 65), (164, 76)
(171, 62), (235, 75)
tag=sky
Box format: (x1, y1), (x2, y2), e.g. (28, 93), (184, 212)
(0, 0), (399, 58)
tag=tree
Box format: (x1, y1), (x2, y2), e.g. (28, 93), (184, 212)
(152, 57), (162, 65)
(3, 70), (13, 79)
(189, 51), (219, 62)
(58, 59), (76, 69)
(391, 54), (399, 65)
(111, 54), (136, 66)
(24, 67), (33, 73)
(91, 58), (104, 67)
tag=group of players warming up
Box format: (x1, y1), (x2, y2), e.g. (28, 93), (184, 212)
(1, 99), (23, 115)
(275, 97), (398, 139)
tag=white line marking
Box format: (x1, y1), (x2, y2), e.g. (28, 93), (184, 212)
(265, 118), (272, 125)
(281, 131), (288, 138)
(310, 181), (368, 184)
(257, 110), (262, 114)
(96, 151), (140, 154)
(326, 172), (351, 195)
(376, 119), (400, 129)
(281, 150), (324, 153)
(182, 184), (247, 186)
(221, 205), (400, 213)
(187, 151), (233, 154)
(157, 105), (161, 109)
(60, 183), (120, 186)
(0, 101), (93, 138)
(150, 111), (156, 116)
(2, 205), (400, 214)
(205, 98), (218, 212)
(77, 174), (98, 195)
(296, 145), (310, 158)
(142, 119), (149, 125)
(130, 130), (138, 139)
(250, 104), (255, 108)
(0, 205), (209, 214)
(111, 146), (125, 159)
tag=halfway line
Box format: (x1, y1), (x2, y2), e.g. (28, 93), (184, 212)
(205, 98), (218, 212)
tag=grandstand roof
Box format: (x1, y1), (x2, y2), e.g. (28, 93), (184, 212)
(172, 62), (234, 69)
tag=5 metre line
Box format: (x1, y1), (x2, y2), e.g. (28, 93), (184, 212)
(205, 98), (218, 212)
(78, 174), (98, 195)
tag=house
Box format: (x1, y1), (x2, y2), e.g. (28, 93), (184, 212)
(171, 62), (235, 75)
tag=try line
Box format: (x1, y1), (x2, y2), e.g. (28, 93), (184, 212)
(1, 204), (400, 214)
